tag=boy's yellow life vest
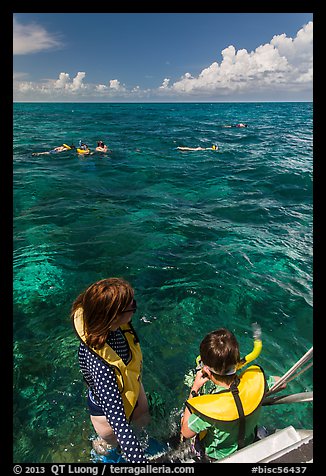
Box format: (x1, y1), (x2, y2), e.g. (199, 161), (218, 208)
(73, 308), (143, 420)
(186, 365), (266, 422)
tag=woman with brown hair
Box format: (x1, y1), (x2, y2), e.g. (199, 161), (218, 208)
(71, 277), (150, 463)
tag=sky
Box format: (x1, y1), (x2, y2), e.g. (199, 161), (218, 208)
(13, 13), (313, 102)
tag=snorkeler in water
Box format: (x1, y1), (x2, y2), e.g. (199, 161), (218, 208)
(177, 145), (218, 151)
(223, 123), (248, 128)
(96, 141), (109, 152)
(32, 144), (75, 156)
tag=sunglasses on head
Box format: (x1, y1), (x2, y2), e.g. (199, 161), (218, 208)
(120, 299), (137, 314)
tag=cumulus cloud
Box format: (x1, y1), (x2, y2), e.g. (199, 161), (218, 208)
(13, 71), (88, 100)
(71, 72), (86, 90)
(13, 16), (62, 55)
(159, 78), (170, 89)
(13, 21), (312, 101)
(54, 72), (70, 89)
(163, 21), (312, 97)
(14, 71), (130, 100)
(109, 79), (126, 91)
(271, 21), (312, 63)
(53, 72), (86, 91)
(96, 84), (108, 92)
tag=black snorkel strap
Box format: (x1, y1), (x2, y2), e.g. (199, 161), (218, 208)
(230, 377), (246, 450)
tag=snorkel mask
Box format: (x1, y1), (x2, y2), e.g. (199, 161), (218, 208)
(195, 323), (262, 375)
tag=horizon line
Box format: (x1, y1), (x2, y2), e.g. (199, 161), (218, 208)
(13, 100), (313, 104)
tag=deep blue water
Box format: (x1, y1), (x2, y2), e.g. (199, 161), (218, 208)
(13, 102), (313, 463)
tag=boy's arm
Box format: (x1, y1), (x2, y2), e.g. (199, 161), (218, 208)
(181, 370), (209, 438)
(181, 403), (196, 438)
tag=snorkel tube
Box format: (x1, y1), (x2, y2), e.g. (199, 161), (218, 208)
(195, 323), (262, 373)
(236, 323), (262, 371)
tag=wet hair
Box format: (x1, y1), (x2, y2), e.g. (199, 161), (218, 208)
(200, 328), (240, 384)
(71, 277), (134, 349)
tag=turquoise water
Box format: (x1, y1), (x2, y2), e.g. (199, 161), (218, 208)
(13, 102), (313, 463)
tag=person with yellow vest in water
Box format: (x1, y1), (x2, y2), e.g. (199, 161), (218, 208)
(181, 326), (284, 461)
(32, 144), (75, 155)
(71, 278), (150, 463)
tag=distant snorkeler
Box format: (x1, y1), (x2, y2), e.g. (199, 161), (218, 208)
(76, 141), (92, 155)
(177, 144), (218, 151)
(78, 140), (89, 150)
(95, 140), (109, 152)
(32, 144), (75, 155)
(223, 123), (248, 128)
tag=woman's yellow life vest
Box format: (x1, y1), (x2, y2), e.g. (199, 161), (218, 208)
(73, 308), (143, 420)
(186, 365), (267, 422)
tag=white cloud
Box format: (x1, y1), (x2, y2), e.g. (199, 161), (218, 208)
(53, 72), (86, 91)
(71, 72), (86, 91)
(13, 72), (29, 81)
(164, 22), (312, 97)
(109, 79), (126, 91)
(96, 84), (108, 91)
(13, 21), (313, 102)
(271, 21), (312, 64)
(54, 72), (71, 89)
(13, 16), (62, 55)
(16, 81), (34, 92)
(159, 78), (170, 89)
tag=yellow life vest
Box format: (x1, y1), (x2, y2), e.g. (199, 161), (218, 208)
(73, 308), (143, 420)
(186, 365), (267, 422)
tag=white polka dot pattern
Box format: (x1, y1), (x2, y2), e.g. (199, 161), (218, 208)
(78, 329), (147, 463)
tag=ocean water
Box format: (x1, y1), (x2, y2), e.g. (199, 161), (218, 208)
(13, 102), (313, 463)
